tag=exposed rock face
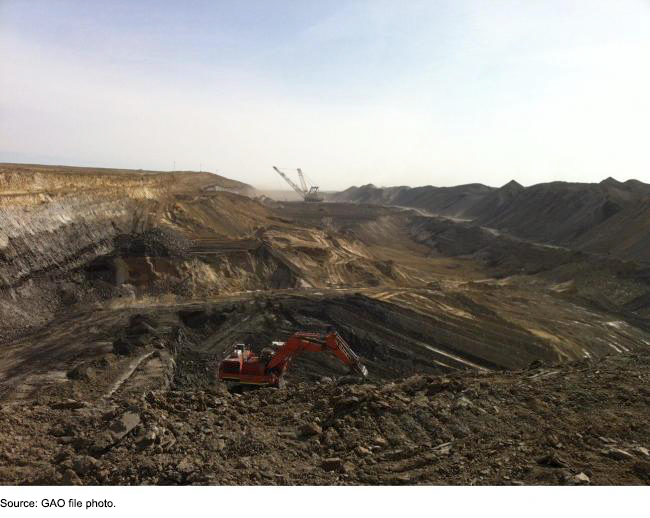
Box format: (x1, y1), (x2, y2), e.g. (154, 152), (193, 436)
(1, 194), (147, 340)
(0, 164), (252, 340)
(0, 164), (401, 340)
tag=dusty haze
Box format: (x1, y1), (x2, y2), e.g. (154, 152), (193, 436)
(1, 1), (650, 190)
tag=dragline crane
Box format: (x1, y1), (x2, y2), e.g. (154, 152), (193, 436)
(273, 166), (323, 202)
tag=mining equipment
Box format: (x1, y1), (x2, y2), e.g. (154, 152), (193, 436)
(273, 166), (323, 202)
(218, 331), (367, 388)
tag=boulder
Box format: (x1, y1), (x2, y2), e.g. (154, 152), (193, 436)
(373, 436), (389, 448)
(321, 457), (344, 472)
(603, 448), (634, 461)
(61, 469), (83, 486)
(112, 337), (137, 355)
(236, 457), (252, 470)
(571, 472), (590, 485)
(66, 363), (95, 381)
(49, 399), (87, 410)
(109, 411), (140, 437)
(91, 410), (141, 454)
(356, 446), (372, 456)
(72, 455), (100, 476)
(632, 461), (650, 481)
(177, 457), (194, 475)
(300, 422), (322, 437)
(537, 451), (569, 468)
(135, 429), (157, 450)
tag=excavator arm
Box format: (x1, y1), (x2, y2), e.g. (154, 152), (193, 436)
(267, 332), (368, 377)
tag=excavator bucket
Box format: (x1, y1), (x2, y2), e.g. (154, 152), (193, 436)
(356, 363), (369, 377)
(332, 332), (368, 377)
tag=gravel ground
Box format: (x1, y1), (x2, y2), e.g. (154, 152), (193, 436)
(1, 351), (648, 486)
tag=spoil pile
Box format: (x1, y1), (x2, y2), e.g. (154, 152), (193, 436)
(0, 351), (648, 485)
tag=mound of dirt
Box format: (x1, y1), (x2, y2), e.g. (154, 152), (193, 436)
(332, 183), (495, 218)
(472, 179), (645, 247)
(113, 314), (162, 355)
(333, 177), (650, 263)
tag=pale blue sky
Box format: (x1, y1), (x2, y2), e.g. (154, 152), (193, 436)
(1, 0), (649, 189)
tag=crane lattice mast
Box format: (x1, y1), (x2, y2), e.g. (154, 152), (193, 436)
(272, 166), (323, 202)
(297, 168), (308, 192)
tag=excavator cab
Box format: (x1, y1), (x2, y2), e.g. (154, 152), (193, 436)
(218, 346), (244, 379)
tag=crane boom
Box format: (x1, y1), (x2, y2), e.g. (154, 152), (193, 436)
(297, 168), (308, 192)
(272, 166), (323, 202)
(273, 166), (304, 197)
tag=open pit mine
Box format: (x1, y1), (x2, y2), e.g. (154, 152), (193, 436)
(1, 163), (649, 485)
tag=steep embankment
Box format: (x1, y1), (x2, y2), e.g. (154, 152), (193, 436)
(471, 179), (646, 245)
(331, 183), (494, 218)
(334, 178), (650, 263)
(0, 164), (407, 341)
(0, 164), (257, 340)
(571, 196), (650, 264)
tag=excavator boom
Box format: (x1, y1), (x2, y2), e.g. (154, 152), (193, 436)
(267, 332), (368, 376)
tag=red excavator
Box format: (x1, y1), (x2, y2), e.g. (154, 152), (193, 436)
(218, 331), (368, 388)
